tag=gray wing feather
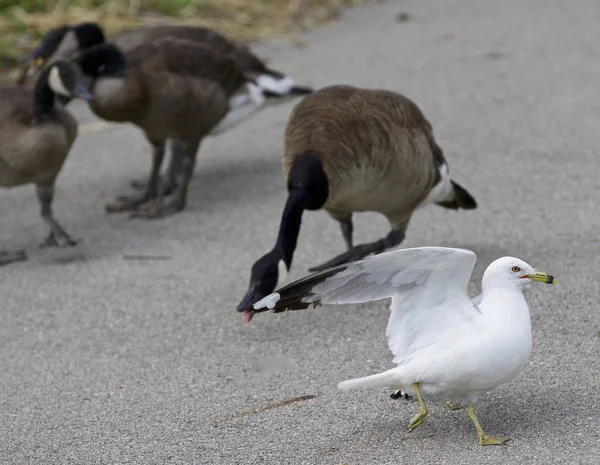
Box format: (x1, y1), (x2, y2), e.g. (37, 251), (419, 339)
(253, 247), (477, 313)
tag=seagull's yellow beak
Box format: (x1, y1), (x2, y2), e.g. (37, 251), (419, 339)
(523, 271), (556, 284)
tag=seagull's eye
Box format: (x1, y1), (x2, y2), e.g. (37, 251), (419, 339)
(511, 266), (521, 273)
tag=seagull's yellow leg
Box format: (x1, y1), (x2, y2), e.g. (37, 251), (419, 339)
(447, 400), (463, 410)
(408, 383), (428, 431)
(467, 403), (510, 446)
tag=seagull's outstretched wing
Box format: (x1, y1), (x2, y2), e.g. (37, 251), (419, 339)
(252, 246), (479, 363)
(383, 249), (478, 362)
(251, 246), (477, 312)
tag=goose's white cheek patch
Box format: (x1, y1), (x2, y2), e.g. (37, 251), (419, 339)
(48, 67), (71, 97)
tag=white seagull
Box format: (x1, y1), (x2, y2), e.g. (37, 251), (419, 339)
(248, 246), (556, 446)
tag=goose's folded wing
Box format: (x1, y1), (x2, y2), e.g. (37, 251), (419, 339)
(251, 246), (477, 314)
(131, 37), (247, 91)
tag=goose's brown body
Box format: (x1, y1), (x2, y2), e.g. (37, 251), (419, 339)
(0, 89), (77, 188)
(89, 38), (245, 140)
(0, 61), (91, 265)
(284, 85), (446, 230)
(237, 84), (477, 315)
(78, 37), (261, 218)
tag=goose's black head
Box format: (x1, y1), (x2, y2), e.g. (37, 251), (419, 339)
(237, 249), (285, 322)
(75, 43), (126, 79)
(26, 22), (105, 73)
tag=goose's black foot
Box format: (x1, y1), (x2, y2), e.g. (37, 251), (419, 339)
(40, 231), (79, 248)
(129, 193), (186, 220)
(105, 190), (158, 214)
(0, 249), (27, 266)
(129, 176), (175, 197)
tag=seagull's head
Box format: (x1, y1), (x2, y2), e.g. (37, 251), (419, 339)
(237, 249), (286, 323)
(482, 256), (556, 292)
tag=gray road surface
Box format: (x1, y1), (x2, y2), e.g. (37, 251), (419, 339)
(1, 0), (600, 463)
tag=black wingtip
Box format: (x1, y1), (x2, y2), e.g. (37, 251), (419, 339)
(252, 265), (347, 315)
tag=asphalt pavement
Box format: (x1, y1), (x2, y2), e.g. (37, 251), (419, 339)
(1, 0), (599, 463)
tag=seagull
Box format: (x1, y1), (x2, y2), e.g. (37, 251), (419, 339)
(247, 247), (556, 446)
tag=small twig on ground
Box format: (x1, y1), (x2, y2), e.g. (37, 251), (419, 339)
(212, 394), (318, 424)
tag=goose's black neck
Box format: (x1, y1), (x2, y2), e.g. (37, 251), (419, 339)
(286, 151), (329, 210)
(33, 67), (57, 124)
(236, 152), (329, 313)
(277, 152), (329, 269)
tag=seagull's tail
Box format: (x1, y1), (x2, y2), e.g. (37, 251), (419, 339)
(338, 368), (401, 391)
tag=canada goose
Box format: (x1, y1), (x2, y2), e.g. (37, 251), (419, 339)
(248, 247), (556, 446)
(73, 38), (290, 218)
(236, 85), (478, 313)
(24, 22), (313, 196)
(0, 60), (92, 265)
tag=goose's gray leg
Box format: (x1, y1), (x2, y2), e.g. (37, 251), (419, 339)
(131, 141), (198, 220)
(36, 185), (79, 248)
(309, 228), (405, 272)
(129, 139), (182, 196)
(340, 219), (353, 250)
(0, 250), (27, 266)
(106, 143), (164, 213)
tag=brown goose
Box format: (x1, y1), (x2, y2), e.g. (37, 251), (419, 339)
(73, 37), (285, 218)
(0, 60), (91, 265)
(237, 85), (477, 313)
(24, 22), (313, 195)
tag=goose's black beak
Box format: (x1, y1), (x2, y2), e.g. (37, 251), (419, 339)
(238, 250), (281, 323)
(24, 51), (45, 78)
(73, 81), (93, 101)
(237, 284), (263, 323)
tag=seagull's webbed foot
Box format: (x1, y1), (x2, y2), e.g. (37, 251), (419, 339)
(0, 249), (27, 266)
(309, 229), (405, 272)
(480, 435), (510, 446)
(467, 403), (510, 446)
(407, 383), (428, 432)
(447, 399), (464, 410)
